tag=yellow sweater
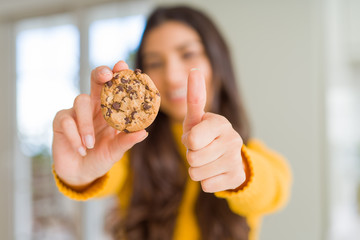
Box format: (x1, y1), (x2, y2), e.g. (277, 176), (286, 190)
(54, 124), (292, 240)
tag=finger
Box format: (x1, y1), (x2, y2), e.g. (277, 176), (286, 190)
(201, 169), (246, 193)
(182, 113), (232, 150)
(89, 61), (129, 103)
(56, 111), (87, 157)
(113, 60), (129, 73)
(186, 138), (225, 167)
(107, 130), (148, 162)
(189, 163), (224, 182)
(73, 94), (95, 149)
(188, 151), (241, 181)
(183, 68), (206, 133)
(90, 66), (113, 100)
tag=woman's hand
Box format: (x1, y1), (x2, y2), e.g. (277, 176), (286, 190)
(52, 61), (148, 190)
(182, 69), (246, 193)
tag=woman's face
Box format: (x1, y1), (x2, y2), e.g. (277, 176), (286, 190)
(142, 21), (213, 122)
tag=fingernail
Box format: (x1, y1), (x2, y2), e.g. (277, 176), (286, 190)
(141, 132), (149, 141)
(85, 135), (94, 149)
(101, 68), (113, 77)
(78, 146), (87, 157)
(181, 133), (188, 144)
(190, 68), (200, 72)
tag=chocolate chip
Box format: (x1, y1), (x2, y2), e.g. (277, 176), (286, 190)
(106, 108), (112, 117)
(123, 129), (130, 133)
(114, 74), (119, 79)
(134, 69), (142, 75)
(156, 92), (160, 97)
(131, 111), (137, 119)
(129, 90), (138, 100)
(106, 81), (113, 87)
(145, 85), (150, 90)
(142, 102), (151, 110)
(116, 85), (124, 93)
(124, 117), (131, 124)
(112, 102), (121, 110)
(100, 104), (106, 108)
(126, 86), (133, 92)
(121, 78), (129, 84)
(144, 96), (152, 103)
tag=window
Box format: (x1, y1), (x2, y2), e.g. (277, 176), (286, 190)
(15, 14), (81, 240)
(326, 1), (360, 239)
(16, 18), (79, 156)
(89, 15), (146, 69)
(327, 77), (360, 240)
(14, 2), (149, 239)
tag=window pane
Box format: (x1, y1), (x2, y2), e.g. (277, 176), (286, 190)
(89, 15), (146, 69)
(16, 16), (80, 239)
(327, 84), (360, 240)
(17, 24), (79, 153)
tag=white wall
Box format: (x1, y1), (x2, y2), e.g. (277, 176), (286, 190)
(344, 0), (360, 63)
(0, 0), (328, 239)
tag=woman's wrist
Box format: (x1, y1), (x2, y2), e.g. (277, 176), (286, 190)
(53, 166), (97, 192)
(60, 177), (95, 192)
(228, 146), (251, 192)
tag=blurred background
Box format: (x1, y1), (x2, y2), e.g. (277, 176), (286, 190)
(0, 0), (359, 239)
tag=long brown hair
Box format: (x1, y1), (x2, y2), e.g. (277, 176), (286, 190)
(109, 5), (251, 240)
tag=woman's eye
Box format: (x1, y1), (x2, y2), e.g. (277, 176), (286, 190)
(145, 61), (163, 69)
(182, 51), (197, 59)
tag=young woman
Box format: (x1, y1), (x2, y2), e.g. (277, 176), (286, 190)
(52, 6), (292, 240)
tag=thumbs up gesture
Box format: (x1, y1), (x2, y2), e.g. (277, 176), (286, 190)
(182, 69), (246, 193)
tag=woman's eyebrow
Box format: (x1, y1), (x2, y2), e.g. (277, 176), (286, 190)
(142, 40), (202, 59)
(175, 40), (202, 51)
(142, 52), (160, 60)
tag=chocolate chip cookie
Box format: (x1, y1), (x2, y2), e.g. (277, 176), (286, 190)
(100, 69), (161, 132)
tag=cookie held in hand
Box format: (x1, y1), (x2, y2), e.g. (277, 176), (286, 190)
(100, 69), (161, 132)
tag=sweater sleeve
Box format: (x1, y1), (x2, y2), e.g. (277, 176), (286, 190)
(53, 152), (130, 201)
(215, 139), (292, 216)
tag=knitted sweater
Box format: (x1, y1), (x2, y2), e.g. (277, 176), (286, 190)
(54, 124), (292, 240)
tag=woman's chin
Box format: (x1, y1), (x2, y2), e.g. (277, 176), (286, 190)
(162, 107), (186, 122)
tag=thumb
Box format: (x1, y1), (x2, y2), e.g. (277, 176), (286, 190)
(183, 68), (207, 133)
(108, 130), (148, 162)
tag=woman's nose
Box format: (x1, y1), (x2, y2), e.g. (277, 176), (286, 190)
(163, 56), (187, 85)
